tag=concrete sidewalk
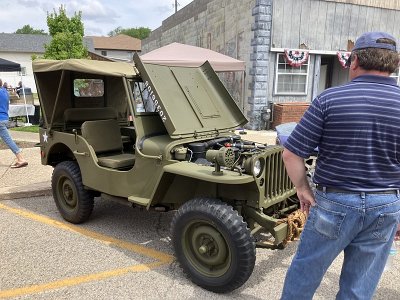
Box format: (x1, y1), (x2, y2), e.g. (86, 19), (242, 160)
(0, 130), (53, 200)
(0, 129), (277, 200)
(235, 129), (277, 145)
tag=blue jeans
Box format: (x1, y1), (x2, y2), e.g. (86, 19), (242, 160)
(281, 190), (400, 300)
(0, 120), (21, 154)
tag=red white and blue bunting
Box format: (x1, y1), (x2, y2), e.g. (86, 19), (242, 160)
(284, 49), (309, 67)
(337, 51), (351, 68)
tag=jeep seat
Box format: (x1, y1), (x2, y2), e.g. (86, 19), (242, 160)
(64, 107), (118, 131)
(81, 119), (135, 169)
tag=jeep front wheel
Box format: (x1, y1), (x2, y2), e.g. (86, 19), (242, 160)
(171, 198), (255, 293)
(52, 161), (94, 224)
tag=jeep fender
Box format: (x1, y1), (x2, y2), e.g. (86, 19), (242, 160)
(162, 162), (254, 184)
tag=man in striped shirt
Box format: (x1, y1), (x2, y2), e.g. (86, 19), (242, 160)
(281, 32), (400, 300)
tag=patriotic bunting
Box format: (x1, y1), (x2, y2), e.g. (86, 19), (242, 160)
(284, 49), (309, 67)
(337, 51), (351, 68)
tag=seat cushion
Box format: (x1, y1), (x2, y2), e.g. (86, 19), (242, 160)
(97, 153), (135, 169)
(82, 119), (123, 153)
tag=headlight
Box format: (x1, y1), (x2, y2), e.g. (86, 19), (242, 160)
(244, 156), (264, 177)
(253, 158), (262, 177)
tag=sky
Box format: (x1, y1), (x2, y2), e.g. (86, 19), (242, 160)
(0, 0), (194, 36)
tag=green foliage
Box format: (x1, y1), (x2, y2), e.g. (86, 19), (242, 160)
(10, 125), (39, 133)
(44, 5), (88, 60)
(15, 25), (47, 35)
(108, 26), (151, 40)
(44, 32), (88, 60)
(47, 5), (84, 36)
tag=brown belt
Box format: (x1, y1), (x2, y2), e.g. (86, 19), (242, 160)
(316, 186), (400, 195)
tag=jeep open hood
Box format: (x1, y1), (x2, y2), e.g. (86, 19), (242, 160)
(134, 53), (247, 139)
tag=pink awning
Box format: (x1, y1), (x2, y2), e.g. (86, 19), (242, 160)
(140, 42), (245, 72)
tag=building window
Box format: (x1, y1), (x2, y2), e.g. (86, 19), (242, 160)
(18, 67), (26, 76)
(274, 53), (309, 95)
(101, 50), (107, 56)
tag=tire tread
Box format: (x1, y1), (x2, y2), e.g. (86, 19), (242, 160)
(52, 161), (94, 224)
(171, 198), (255, 293)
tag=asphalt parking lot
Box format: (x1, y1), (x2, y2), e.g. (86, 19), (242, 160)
(0, 196), (398, 300)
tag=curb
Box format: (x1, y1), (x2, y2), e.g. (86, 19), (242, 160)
(0, 181), (52, 200)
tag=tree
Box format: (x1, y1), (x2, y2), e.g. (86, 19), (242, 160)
(43, 5), (88, 60)
(15, 25), (47, 35)
(108, 26), (151, 40)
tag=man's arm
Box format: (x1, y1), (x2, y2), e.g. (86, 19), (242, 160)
(282, 148), (315, 214)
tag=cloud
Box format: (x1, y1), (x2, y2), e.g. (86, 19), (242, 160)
(66, 0), (119, 23)
(18, 0), (56, 15)
(84, 24), (105, 36)
(65, 0), (121, 35)
(19, 0), (39, 6)
(3, 0), (194, 35)
(153, 5), (172, 15)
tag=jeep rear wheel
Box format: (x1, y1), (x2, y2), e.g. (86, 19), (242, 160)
(171, 198), (255, 293)
(52, 161), (94, 224)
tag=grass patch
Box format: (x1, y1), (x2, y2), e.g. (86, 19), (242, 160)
(10, 125), (39, 133)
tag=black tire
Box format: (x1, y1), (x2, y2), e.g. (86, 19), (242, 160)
(171, 198), (255, 293)
(52, 161), (94, 224)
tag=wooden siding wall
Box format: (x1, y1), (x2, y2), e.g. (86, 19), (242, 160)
(272, 0), (400, 51)
(323, 0), (400, 10)
(269, 0), (400, 104)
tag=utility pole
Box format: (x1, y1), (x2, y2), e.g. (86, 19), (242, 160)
(174, 0), (179, 13)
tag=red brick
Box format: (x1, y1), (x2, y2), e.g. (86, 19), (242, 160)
(272, 102), (309, 129)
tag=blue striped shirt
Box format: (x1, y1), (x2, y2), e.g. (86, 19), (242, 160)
(284, 75), (400, 191)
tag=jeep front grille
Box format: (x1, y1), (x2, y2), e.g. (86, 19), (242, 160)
(264, 147), (295, 201)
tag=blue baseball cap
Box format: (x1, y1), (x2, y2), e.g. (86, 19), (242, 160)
(353, 32), (397, 51)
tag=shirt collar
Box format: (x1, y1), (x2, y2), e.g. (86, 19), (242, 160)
(352, 74), (398, 86)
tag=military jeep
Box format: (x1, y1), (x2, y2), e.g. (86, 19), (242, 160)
(33, 54), (301, 293)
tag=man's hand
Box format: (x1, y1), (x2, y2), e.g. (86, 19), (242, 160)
(282, 148), (316, 214)
(296, 186), (316, 215)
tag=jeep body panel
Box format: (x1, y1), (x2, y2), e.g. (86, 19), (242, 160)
(40, 127), (259, 206)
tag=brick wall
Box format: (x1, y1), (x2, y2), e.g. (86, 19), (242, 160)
(272, 102), (309, 129)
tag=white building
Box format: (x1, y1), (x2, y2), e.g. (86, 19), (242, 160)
(0, 33), (52, 93)
(0, 33), (141, 93)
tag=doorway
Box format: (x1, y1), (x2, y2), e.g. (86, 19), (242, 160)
(318, 56), (334, 95)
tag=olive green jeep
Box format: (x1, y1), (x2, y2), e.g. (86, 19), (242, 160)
(33, 54), (302, 293)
